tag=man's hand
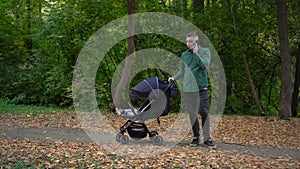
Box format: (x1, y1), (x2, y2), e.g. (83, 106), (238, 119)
(192, 43), (198, 53)
(168, 77), (174, 83)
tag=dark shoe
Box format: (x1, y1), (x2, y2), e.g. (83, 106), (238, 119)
(190, 137), (200, 146)
(203, 139), (216, 148)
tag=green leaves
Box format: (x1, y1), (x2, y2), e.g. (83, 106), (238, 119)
(0, 0), (298, 116)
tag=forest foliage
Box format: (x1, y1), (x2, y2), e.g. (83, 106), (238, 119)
(0, 0), (299, 117)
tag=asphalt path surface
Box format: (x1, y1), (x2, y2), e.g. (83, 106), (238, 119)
(1, 124), (299, 160)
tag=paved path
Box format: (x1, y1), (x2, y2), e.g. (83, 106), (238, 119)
(0, 124), (299, 160)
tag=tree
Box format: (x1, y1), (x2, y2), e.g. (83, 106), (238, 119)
(277, 0), (292, 120)
(290, 0), (300, 118)
(291, 45), (300, 117)
(26, 0), (32, 55)
(193, 0), (204, 14)
(193, 0), (204, 27)
(225, 0), (266, 116)
(113, 0), (135, 108)
(0, 0), (299, 115)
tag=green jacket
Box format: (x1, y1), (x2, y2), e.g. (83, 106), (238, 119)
(172, 45), (211, 92)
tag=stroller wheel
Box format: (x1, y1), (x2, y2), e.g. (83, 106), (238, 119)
(152, 135), (163, 145)
(150, 131), (158, 140)
(116, 133), (123, 142)
(120, 135), (129, 144)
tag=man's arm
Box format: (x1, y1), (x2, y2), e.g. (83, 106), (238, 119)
(169, 60), (185, 82)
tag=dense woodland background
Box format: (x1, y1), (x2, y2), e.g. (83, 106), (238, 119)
(0, 0), (299, 118)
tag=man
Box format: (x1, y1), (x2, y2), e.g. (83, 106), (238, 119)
(168, 32), (216, 148)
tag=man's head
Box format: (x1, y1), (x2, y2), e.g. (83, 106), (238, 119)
(185, 32), (199, 49)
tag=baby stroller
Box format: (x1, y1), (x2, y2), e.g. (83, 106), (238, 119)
(116, 76), (178, 145)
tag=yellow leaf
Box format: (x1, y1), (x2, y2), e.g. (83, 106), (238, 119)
(97, 151), (105, 156)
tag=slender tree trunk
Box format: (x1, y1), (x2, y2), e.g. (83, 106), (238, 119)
(226, 0), (266, 116)
(13, 0), (20, 25)
(182, 0), (188, 18)
(114, 0), (135, 108)
(268, 64), (276, 106)
(26, 0), (32, 55)
(291, 45), (300, 117)
(277, 0), (292, 120)
(104, 57), (112, 79)
(193, 0), (204, 28)
(161, 0), (167, 11)
(211, 0), (215, 6)
(39, 0), (42, 19)
(291, 1), (300, 117)
(193, 0), (204, 14)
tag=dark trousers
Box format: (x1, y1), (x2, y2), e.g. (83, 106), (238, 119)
(183, 90), (210, 141)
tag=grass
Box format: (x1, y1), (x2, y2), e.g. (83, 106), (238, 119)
(0, 101), (73, 114)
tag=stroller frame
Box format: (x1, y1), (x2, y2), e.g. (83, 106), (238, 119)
(116, 78), (176, 145)
(116, 101), (163, 145)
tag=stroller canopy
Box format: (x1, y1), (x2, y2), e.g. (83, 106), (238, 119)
(130, 76), (170, 99)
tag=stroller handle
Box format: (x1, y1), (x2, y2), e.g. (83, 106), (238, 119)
(167, 79), (178, 98)
(168, 79), (175, 84)
(165, 79), (175, 91)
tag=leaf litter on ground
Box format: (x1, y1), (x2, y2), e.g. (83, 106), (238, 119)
(0, 112), (299, 168)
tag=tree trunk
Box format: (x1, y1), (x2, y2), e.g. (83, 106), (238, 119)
(113, 0), (135, 108)
(193, 0), (204, 28)
(268, 64), (277, 106)
(277, 0), (292, 120)
(193, 0), (204, 14)
(226, 0), (266, 116)
(182, 0), (188, 18)
(26, 0), (33, 55)
(13, 0), (20, 24)
(39, 0), (42, 19)
(291, 45), (300, 117)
